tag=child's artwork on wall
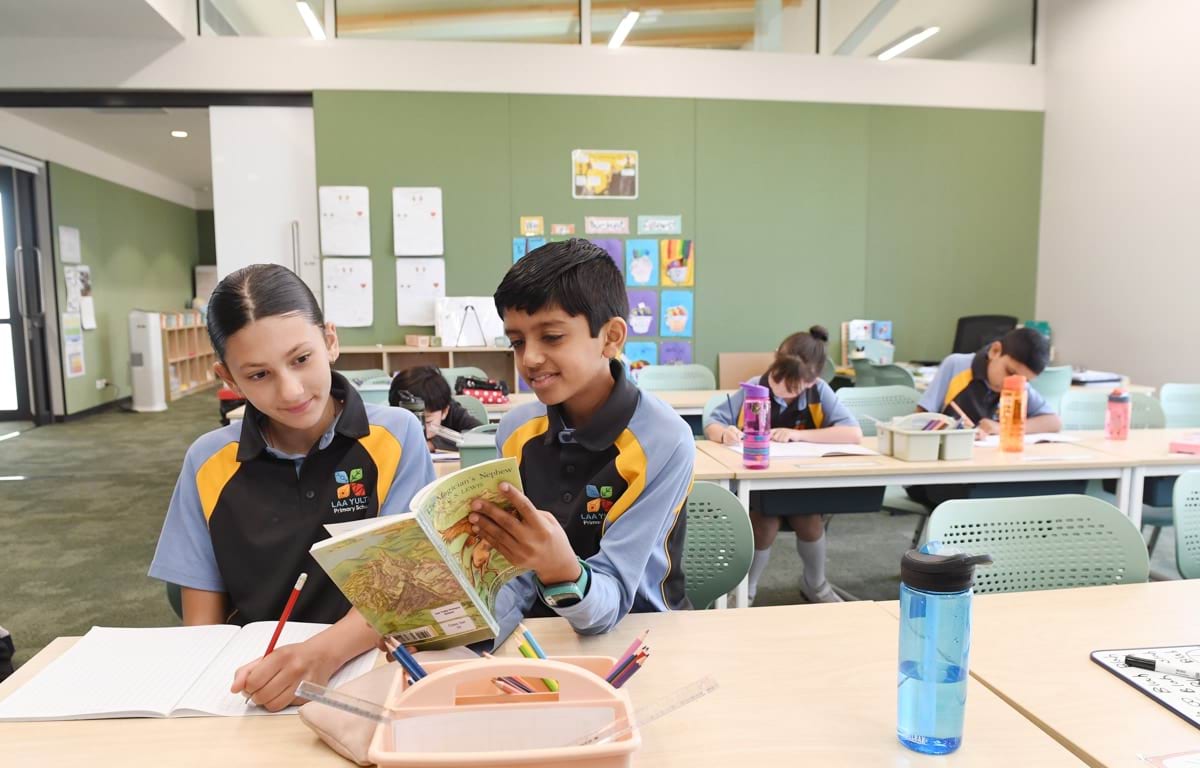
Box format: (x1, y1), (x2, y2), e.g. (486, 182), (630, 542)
(626, 290), (658, 337)
(660, 239), (694, 287)
(625, 239), (658, 287)
(660, 341), (693, 365)
(395, 258), (446, 325)
(323, 258), (374, 328)
(624, 341), (657, 379)
(660, 290), (694, 338)
(590, 239), (623, 274)
(519, 216), (544, 236)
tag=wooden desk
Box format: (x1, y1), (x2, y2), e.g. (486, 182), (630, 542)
(1073, 429), (1200, 525)
(431, 445), (733, 488)
(944, 581), (1200, 768)
(485, 390), (730, 419)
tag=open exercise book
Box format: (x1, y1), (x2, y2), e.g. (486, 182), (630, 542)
(729, 442), (878, 459)
(311, 457), (528, 652)
(0, 623), (375, 722)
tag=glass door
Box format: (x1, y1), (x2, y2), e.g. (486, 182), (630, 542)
(0, 167), (31, 420)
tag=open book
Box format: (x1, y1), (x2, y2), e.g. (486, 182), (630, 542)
(729, 442), (878, 459)
(0, 623), (375, 722)
(310, 457), (528, 651)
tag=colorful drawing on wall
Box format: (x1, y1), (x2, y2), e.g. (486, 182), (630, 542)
(512, 237), (527, 263)
(660, 341), (693, 365)
(591, 239), (624, 273)
(626, 290), (658, 337)
(526, 237), (547, 252)
(550, 223), (575, 235)
(660, 290), (694, 338)
(625, 239), (658, 286)
(660, 239), (694, 287)
(572, 150), (638, 199)
(519, 216), (545, 236)
(637, 215), (682, 236)
(624, 341), (657, 379)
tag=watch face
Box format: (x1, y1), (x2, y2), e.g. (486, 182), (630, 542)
(547, 593), (581, 608)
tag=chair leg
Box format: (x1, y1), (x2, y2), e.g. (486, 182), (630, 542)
(910, 514), (928, 549)
(1145, 525), (1162, 555)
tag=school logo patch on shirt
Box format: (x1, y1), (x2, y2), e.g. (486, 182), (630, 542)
(585, 485), (613, 499)
(331, 468), (370, 514)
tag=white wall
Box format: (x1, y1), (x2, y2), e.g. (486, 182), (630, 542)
(0, 110), (200, 208)
(1037, 0), (1200, 388)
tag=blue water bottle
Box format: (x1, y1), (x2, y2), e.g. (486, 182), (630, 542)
(897, 547), (993, 755)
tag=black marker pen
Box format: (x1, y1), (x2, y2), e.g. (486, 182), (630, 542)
(1125, 655), (1200, 681)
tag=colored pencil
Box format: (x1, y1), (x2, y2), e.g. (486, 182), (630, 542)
(264, 573), (307, 656)
(518, 641), (560, 692)
(607, 629), (650, 679)
(948, 401), (975, 429)
(481, 651), (535, 692)
(384, 637), (427, 681)
(518, 623), (548, 659)
(612, 652), (649, 689)
(605, 650), (643, 683)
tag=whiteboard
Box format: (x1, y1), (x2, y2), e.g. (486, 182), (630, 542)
(434, 297), (504, 348)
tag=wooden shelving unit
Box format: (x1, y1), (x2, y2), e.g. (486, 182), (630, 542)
(162, 310), (217, 401)
(337, 345), (518, 389)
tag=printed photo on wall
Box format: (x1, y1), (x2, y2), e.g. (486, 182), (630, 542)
(660, 239), (694, 287)
(660, 290), (694, 338)
(591, 239), (624, 274)
(626, 290), (658, 337)
(625, 239), (658, 286)
(624, 341), (657, 380)
(572, 149), (638, 199)
(660, 341), (693, 365)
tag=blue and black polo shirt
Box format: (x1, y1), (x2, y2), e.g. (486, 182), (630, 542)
(149, 371), (435, 626)
(919, 350), (1054, 423)
(490, 361), (695, 641)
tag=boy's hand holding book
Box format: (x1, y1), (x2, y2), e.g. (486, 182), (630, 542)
(469, 482), (583, 587)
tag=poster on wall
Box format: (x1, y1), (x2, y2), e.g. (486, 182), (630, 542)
(572, 150), (638, 199)
(396, 258), (446, 325)
(660, 290), (694, 338)
(322, 258), (374, 328)
(584, 216), (630, 235)
(58, 226), (81, 264)
(626, 290), (657, 337)
(661, 341), (693, 365)
(624, 240), (658, 286)
(659, 240), (694, 287)
(393, 187), (444, 256)
(62, 312), (85, 378)
(637, 215), (682, 236)
(624, 341), (657, 380)
(318, 186), (372, 256)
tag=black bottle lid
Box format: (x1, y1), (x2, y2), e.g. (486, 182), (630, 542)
(901, 549), (993, 593)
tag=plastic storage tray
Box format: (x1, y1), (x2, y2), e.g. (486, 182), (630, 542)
(877, 413), (974, 462)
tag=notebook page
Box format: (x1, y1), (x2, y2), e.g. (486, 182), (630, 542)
(0, 625), (238, 721)
(729, 442), (878, 458)
(174, 621), (377, 716)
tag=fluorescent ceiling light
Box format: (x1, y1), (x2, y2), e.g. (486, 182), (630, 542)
(608, 11), (640, 49)
(170, 130), (189, 139)
(876, 26), (940, 61)
(296, 1), (327, 40)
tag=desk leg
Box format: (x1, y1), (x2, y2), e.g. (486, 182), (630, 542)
(734, 480), (752, 608)
(1126, 467), (1144, 528)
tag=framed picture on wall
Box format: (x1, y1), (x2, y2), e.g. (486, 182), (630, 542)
(572, 149), (638, 199)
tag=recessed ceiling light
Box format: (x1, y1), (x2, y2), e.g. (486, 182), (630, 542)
(171, 130), (189, 139)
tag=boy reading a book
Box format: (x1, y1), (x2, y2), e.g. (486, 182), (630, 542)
(466, 239), (696, 642)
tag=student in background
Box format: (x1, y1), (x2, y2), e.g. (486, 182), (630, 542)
(704, 327), (865, 604)
(469, 239), (695, 642)
(388, 365), (483, 451)
(149, 264), (434, 711)
(918, 327), (1061, 433)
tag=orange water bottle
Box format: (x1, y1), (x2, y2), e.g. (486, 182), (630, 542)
(998, 375), (1027, 452)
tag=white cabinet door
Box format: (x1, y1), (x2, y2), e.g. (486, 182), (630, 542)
(210, 106), (321, 303)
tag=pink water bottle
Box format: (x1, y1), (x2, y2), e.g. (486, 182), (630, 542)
(1106, 389), (1132, 440)
(741, 382), (771, 470)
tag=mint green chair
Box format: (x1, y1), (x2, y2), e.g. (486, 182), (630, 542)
(683, 482), (753, 609)
(440, 366), (489, 389)
(1060, 389), (1165, 430)
(1029, 365), (1072, 414)
(1160, 384), (1200, 428)
(822, 358), (836, 383)
(926, 494), (1149, 593)
(637, 363), (716, 391)
(835, 385), (921, 437)
(452, 393), (490, 425)
(357, 385), (391, 405)
(1173, 470), (1200, 579)
(166, 582), (183, 620)
(851, 359), (915, 388)
(362, 375), (393, 387)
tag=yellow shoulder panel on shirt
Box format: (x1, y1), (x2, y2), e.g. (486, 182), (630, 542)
(607, 429), (649, 527)
(502, 415), (550, 466)
(196, 442), (241, 523)
(359, 425), (403, 506)
(944, 368), (975, 408)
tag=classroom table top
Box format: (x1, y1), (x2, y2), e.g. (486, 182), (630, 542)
(880, 581), (1200, 768)
(0, 602), (1084, 768)
(1072, 428), (1200, 468)
(431, 445), (734, 482)
(484, 389), (730, 415)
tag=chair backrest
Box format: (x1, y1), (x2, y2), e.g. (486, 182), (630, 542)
(822, 358), (836, 383)
(1059, 389), (1164, 430)
(453, 394), (491, 424)
(718, 352), (773, 389)
(701, 392), (729, 430)
(440, 366), (490, 389)
(357, 385), (392, 405)
(637, 363), (716, 391)
(1173, 470), (1200, 579)
(851, 359), (914, 389)
(836, 385), (921, 437)
(926, 494), (1149, 593)
(952, 315), (1017, 355)
(336, 368), (388, 387)
(362, 375), (394, 387)
(1160, 383), (1200, 428)
(468, 422), (499, 434)
(683, 482), (753, 609)
(1029, 365), (1072, 414)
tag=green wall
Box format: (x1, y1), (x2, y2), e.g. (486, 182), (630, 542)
(49, 163), (200, 414)
(314, 91), (1043, 371)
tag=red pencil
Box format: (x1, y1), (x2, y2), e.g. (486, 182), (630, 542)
(264, 573), (307, 656)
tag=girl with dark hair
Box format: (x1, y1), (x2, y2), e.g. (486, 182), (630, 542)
(703, 326), (866, 605)
(149, 264), (434, 711)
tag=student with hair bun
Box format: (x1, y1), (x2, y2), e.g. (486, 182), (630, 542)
(704, 326), (865, 604)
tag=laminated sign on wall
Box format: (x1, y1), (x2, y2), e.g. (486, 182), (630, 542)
(317, 186), (371, 256)
(393, 187), (444, 256)
(322, 258), (374, 328)
(395, 258), (446, 325)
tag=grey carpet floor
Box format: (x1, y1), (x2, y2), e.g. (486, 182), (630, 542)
(0, 396), (1183, 667)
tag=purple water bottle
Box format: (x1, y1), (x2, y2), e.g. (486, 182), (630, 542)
(741, 382), (771, 470)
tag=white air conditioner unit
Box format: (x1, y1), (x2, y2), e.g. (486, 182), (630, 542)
(129, 310), (167, 412)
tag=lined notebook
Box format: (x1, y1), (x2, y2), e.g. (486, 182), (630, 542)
(0, 623), (376, 722)
(1090, 645), (1200, 729)
(729, 442), (878, 459)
